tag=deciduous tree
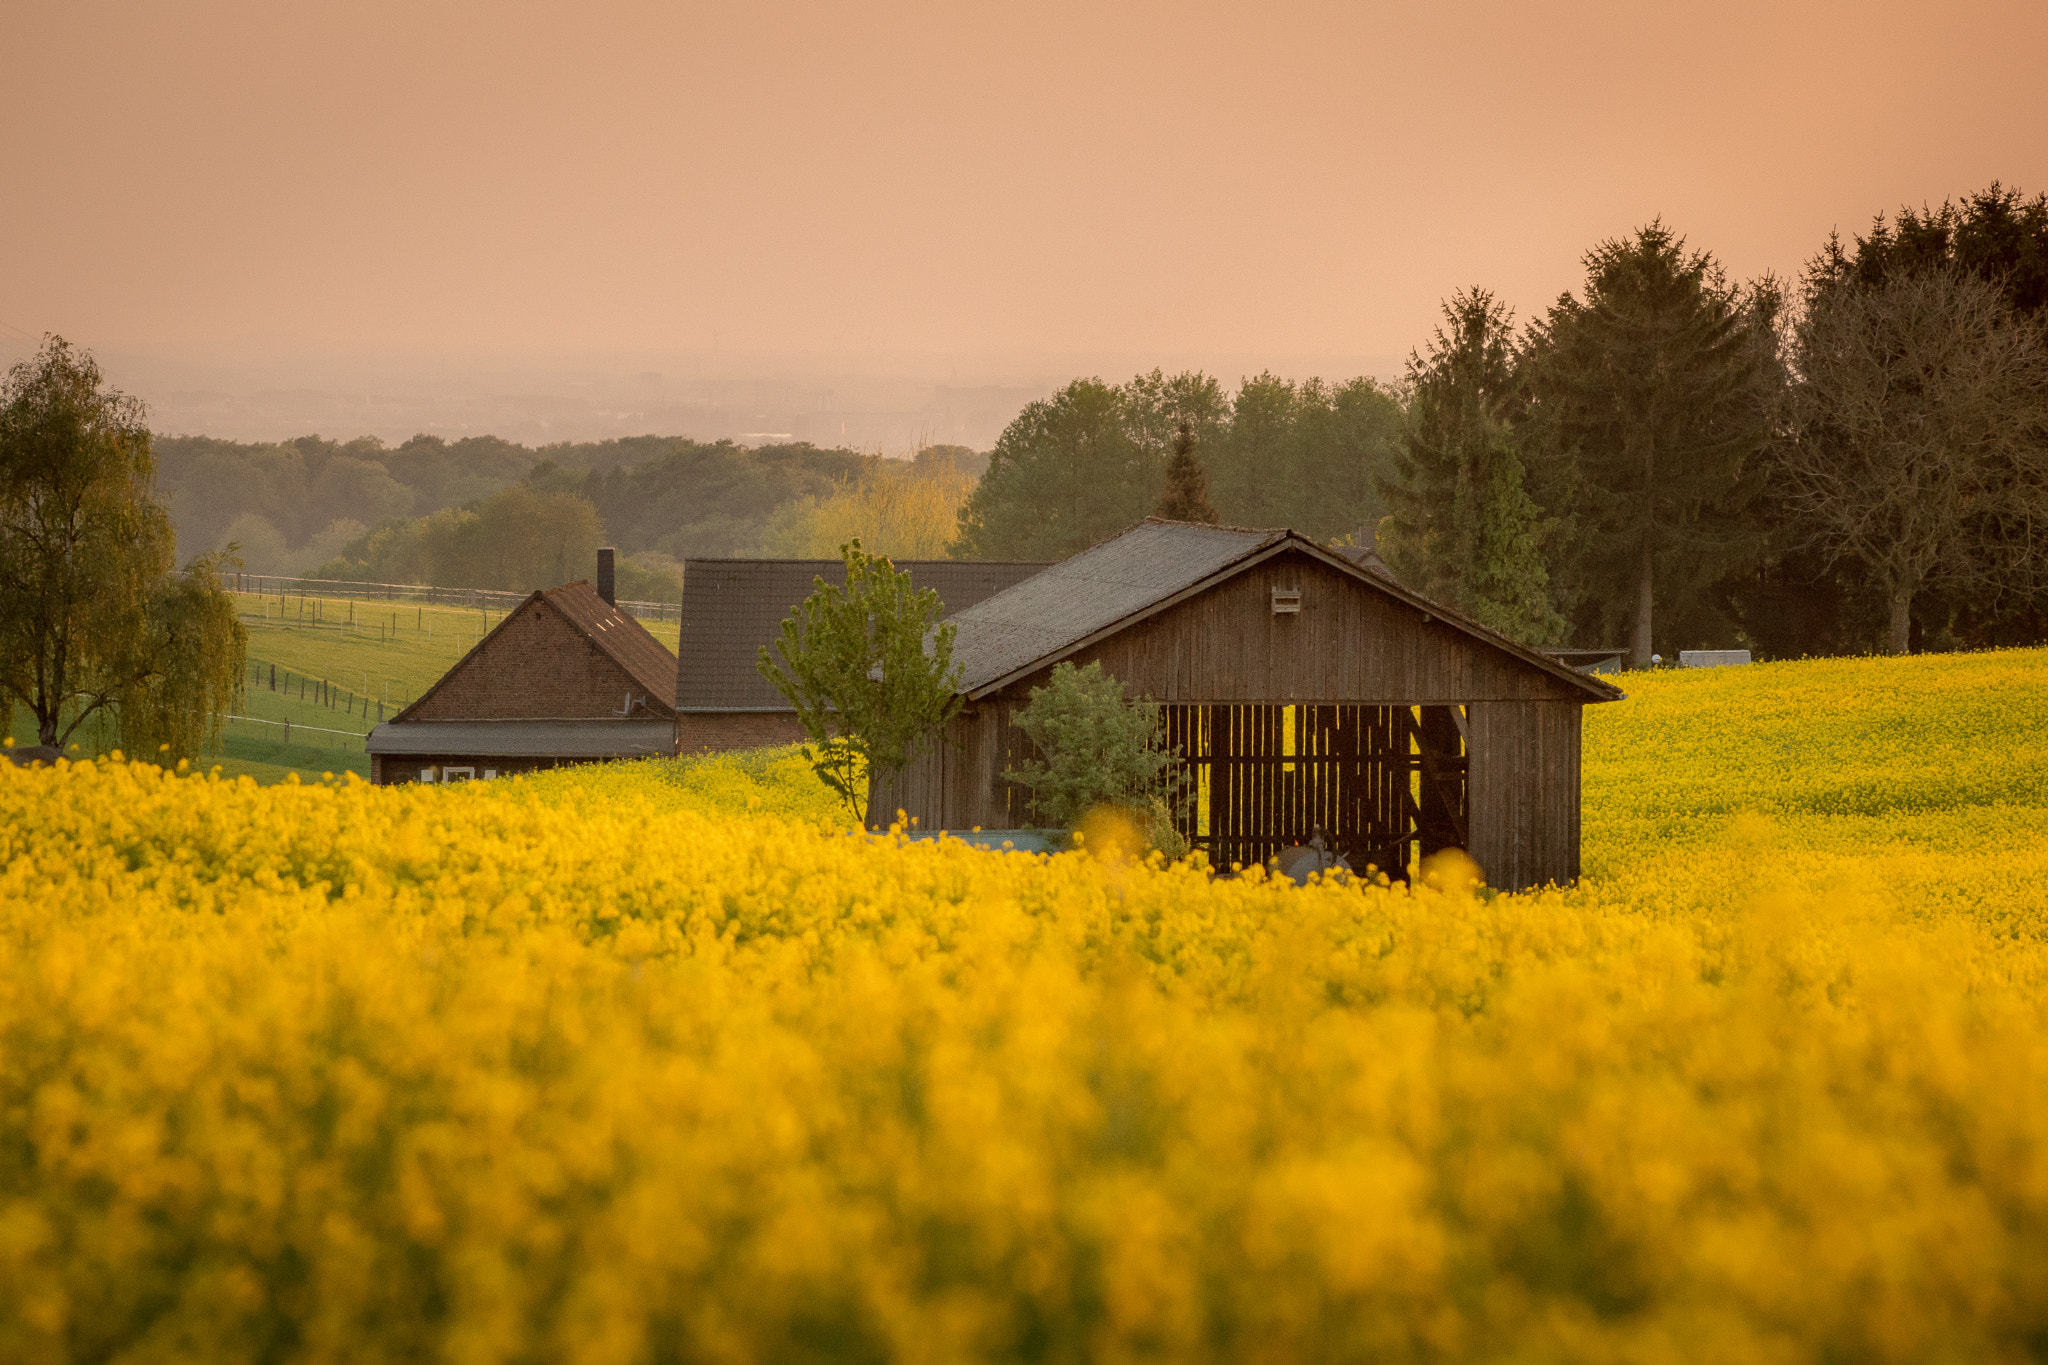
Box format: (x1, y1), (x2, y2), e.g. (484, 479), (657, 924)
(1778, 268), (2048, 654)
(0, 337), (245, 758)
(950, 379), (1155, 560)
(757, 540), (962, 823)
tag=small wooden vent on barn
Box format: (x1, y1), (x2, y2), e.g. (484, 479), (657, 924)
(873, 519), (1622, 892)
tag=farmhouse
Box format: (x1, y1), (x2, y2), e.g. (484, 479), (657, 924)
(366, 553), (679, 784)
(873, 520), (1624, 892)
(675, 556), (1047, 752)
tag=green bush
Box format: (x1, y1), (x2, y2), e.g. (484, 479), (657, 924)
(1003, 661), (1187, 856)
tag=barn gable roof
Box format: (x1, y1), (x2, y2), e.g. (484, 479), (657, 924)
(677, 558), (1049, 711)
(945, 519), (1623, 702)
(393, 580), (678, 723)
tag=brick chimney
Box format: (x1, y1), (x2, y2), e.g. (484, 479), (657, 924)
(597, 547), (616, 605)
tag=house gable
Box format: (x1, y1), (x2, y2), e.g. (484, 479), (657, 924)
(399, 589), (678, 722)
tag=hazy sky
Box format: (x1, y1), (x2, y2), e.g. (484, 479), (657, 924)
(5, 0), (2046, 381)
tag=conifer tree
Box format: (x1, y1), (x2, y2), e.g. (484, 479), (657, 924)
(1521, 223), (1776, 667)
(1378, 290), (1563, 644)
(1153, 420), (1219, 523)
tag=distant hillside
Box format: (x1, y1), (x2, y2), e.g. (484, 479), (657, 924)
(153, 433), (980, 575)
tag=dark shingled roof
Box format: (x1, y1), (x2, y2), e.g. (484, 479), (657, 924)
(944, 519), (1623, 701)
(677, 558), (1049, 711)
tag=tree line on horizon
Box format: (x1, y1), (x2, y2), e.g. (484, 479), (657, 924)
(154, 428), (992, 600)
(11, 174), (2045, 772)
(955, 182), (2048, 662)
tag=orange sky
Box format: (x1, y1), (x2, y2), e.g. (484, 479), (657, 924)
(4, 0), (2045, 382)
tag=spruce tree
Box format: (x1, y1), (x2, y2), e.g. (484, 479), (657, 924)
(1378, 290), (1562, 644)
(1154, 419), (1219, 523)
(1521, 223), (1775, 667)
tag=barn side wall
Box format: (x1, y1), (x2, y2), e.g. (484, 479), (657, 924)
(411, 599), (673, 721)
(869, 704), (1028, 831)
(1466, 699), (1583, 893)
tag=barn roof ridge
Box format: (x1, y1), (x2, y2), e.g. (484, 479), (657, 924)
(942, 520), (1622, 702)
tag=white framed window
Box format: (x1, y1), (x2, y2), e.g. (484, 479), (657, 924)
(419, 767), (436, 783)
(482, 769), (497, 780)
(442, 766), (476, 783)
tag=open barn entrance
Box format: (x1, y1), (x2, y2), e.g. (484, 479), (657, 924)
(1158, 704), (1468, 876)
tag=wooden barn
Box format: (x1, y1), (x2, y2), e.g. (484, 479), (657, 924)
(873, 520), (1624, 892)
(367, 556), (680, 784)
(675, 557), (1047, 752)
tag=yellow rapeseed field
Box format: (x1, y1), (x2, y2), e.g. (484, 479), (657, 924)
(2, 649), (2046, 1364)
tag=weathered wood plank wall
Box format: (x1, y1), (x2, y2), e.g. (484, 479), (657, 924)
(877, 545), (1595, 889)
(1466, 699), (1582, 892)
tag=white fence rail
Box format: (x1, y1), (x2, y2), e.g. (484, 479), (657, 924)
(229, 573), (679, 624)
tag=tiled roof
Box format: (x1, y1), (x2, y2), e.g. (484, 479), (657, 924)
(367, 718), (676, 757)
(677, 559), (1049, 710)
(544, 580), (680, 708)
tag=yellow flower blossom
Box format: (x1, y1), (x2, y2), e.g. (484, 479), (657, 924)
(0, 647), (2043, 1362)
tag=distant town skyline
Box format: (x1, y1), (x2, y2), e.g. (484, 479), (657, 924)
(5, 0), (2045, 444)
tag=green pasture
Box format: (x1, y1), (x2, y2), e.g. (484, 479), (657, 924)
(10, 590), (682, 785)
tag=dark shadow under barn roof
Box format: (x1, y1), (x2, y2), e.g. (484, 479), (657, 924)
(944, 519), (1623, 702)
(677, 558), (1048, 711)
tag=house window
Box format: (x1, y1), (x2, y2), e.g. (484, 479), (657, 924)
(482, 769), (498, 780)
(419, 767), (436, 783)
(443, 766), (476, 783)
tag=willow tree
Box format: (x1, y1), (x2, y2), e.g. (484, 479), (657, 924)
(0, 337), (246, 760)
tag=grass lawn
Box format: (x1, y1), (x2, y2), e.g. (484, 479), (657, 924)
(11, 589), (682, 784)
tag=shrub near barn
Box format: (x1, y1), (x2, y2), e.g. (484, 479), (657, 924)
(2, 648), (2047, 1361)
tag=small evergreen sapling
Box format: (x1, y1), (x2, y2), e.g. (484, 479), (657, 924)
(1154, 418), (1220, 524)
(1003, 660), (1188, 857)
